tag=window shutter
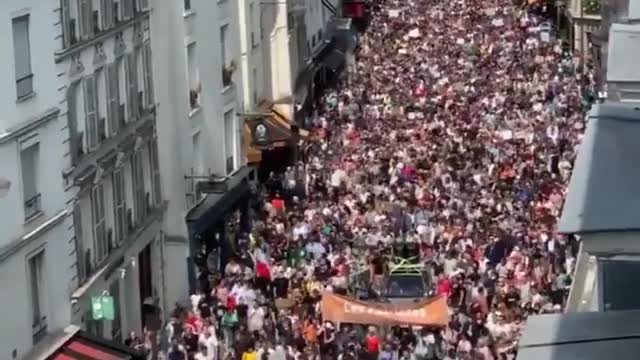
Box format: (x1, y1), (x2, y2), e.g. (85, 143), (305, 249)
(84, 76), (99, 149)
(126, 53), (138, 119)
(124, 0), (134, 19)
(73, 204), (85, 281)
(143, 43), (154, 107)
(101, 0), (112, 29)
(79, 0), (93, 39)
(125, 55), (132, 120)
(106, 64), (120, 134)
(61, 0), (72, 48)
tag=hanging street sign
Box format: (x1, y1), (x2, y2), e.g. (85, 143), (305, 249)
(91, 296), (115, 321)
(252, 118), (269, 146)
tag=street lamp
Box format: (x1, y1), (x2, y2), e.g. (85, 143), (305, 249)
(0, 177), (11, 198)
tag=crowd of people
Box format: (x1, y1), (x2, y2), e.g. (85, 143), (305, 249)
(140, 0), (593, 359)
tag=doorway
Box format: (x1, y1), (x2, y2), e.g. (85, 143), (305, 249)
(138, 244), (153, 328)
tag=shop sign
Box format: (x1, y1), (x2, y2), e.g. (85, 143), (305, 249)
(91, 296), (115, 321)
(252, 119), (269, 145)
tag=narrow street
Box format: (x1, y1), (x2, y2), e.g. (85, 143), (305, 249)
(165, 0), (588, 359)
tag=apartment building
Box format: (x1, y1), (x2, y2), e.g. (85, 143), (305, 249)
(516, 103), (640, 360)
(54, 0), (165, 343)
(0, 2), (74, 359)
(151, 0), (256, 305)
(237, 0), (267, 112)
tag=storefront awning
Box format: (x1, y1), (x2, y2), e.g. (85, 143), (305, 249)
(247, 117), (293, 149)
(271, 107), (310, 138)
(185, 166), (254, 235)
(26, 325), (144, 360)
(293, 62), (318, 106)
(244, 125), (263, 164)
(321, 49), (347, 72)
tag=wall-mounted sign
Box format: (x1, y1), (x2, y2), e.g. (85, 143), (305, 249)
(91, 296), (115, 321)
(252, 119), (269, 145)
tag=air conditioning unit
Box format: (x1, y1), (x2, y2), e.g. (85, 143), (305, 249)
(127, 208), (135, 232)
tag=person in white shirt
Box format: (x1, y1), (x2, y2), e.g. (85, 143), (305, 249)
(198, 329), (218, 360)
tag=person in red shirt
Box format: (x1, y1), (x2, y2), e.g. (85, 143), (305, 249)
(271, 193), (285, 213)
(436, 274), (452, 298)
(365, 326), (380, 356)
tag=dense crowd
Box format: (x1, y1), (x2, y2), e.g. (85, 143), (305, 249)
(135, 0), (593, 359)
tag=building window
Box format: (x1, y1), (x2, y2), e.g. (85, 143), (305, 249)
(250, 3), (257, 47)
(187, 42), (200, 110)
(184, 0), (191, 11)
(60, 0), (77, 47)
(192, 132), (202, 175)
(312, 35), (316, 48)
(91, 183), (108, 263)
(79, 0), (94, 40)
(224, 109), (236, 174)
(109, 280), (122, 342)
(29, 250), (47, 342)
(125, 53), (139, 121)
(259, 7), (264, 40)
(221, 24), (233, 87)
(142, 43), (154, 108)
(131, 150), (146, 223)
(84, 309), (103, 338)
(21, 143), (41, 220)
(106, 62), (120, 136)
(252, 68), (258, 105)
(600, 259), (640, 311)
(322, 1), (327, 21)
(148, 139), (162, 205)
(73, 204), (86, 283)
(113, 168), (127, 244)
(83, 75), (99, 150)
(100, 0), (115, 30)
(12, 15), (33, 100)
(122, 0), (134, 20)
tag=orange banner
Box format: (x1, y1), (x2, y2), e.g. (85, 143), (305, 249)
(320, 293), (449, 327)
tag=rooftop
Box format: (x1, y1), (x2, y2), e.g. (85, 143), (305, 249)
(518, 310), (640, 360)
(558, 102), (640, 233)
(607, 23), (640, 83)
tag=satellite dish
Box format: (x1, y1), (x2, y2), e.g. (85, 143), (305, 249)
(0, 177), (11, 198)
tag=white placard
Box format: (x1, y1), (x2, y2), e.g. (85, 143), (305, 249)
(500, 130), (513, 140)
(408, 28), (421, 38)
(388, 9), (400, 18)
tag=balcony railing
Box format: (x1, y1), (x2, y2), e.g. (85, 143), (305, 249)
(24, 193), (42, 220)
